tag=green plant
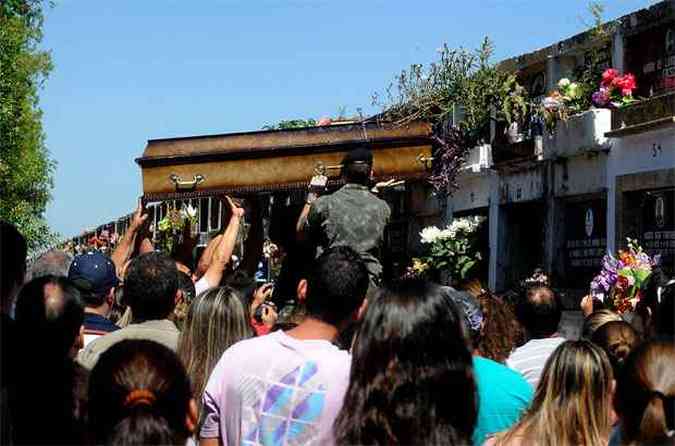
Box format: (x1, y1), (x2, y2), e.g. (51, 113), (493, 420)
(262, 118), (317, 130)
(1, 0), (58, 252)
(156, 204), (197, 255)
(373, 38), (530, 194)
(411, 216), (486, 283)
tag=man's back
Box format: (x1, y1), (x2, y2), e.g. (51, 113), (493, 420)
(506, 336), (566, 388)
(308, 184), (390, 279)
(201, 330), (351, 446)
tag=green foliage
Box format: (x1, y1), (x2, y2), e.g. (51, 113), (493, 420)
(374, 38), (529, 143)
(572, 1), (615, 111)
(0, 0), (57, 251)
(412, 216), (485, 283)
(374, 38), (529, 193)
(262, 118), (317, 130)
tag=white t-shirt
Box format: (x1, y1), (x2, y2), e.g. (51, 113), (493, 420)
(201, 330), (351, 446)
(194, 276), (212, 296)
(507, 336), (566, 389)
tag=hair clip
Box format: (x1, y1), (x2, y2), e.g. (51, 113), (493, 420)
(123, 389), (156, 408)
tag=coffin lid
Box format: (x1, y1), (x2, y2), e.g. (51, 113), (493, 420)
(136, 120), (432, 167)
(136, 120), (433, 201)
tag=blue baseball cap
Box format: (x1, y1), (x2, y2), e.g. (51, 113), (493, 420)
(68, 252), (118, 296)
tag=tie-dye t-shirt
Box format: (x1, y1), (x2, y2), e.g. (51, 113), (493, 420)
(200, 330), (351, 446)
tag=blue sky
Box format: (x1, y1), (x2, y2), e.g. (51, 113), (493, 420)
(42, 0), (648, 238)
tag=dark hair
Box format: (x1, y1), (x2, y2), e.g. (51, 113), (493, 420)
(591, 320), (639, 376)
(225, 270), (257, 307)
(177, 271), (196, 303)
(0, 221), (27, 308)
(88, 340), (193, 446)
(76, 283), (111, 308)
(334, 279), (477, 445)
(304, 246), (369, 326)
(515, 286), (561, 338)
(124, 253), (178, 321)
(342, 162), (372, 185)
(477, 291), (519, 363)
(615, 341), (675, 446)
(14, 275), (85, 356)
(11, 276), (88, 444)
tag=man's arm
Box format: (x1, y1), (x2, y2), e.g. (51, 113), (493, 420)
(201, 197), (244, 288)
(295, 202), (313, 241)
(111, 200), (148, 276)
(296, 175), (326, 241)
(200, 439), (220, 446)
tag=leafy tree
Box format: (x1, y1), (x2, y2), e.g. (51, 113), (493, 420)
(0, 0), (56, 251)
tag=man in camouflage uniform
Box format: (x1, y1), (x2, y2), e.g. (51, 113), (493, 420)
(297, 146), (391, 286)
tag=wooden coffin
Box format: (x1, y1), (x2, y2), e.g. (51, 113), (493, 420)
(136, 121), (433, 200)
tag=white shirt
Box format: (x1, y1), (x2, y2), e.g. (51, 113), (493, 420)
(507, 336), (566, 389)
(201, 331), (351, 446)
(195, 276), (213, 296)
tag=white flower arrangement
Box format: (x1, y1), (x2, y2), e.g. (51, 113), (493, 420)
(412, 216), (486, 283)
(420, 216), (485, 244)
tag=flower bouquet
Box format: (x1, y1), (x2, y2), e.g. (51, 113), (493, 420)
(591, 238), (660, 314)
(156, 204), (198, 255)
(540, 78), (589, 130)
(591, 68), (637, 109)
(409, 216), (486, 284)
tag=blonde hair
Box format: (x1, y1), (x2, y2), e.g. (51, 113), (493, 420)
(582, 309), (622, 339)
(495, 340), (613, 446)
(177, 286), (252, 413)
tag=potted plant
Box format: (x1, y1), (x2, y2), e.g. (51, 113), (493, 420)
(409, 216), (486, 287)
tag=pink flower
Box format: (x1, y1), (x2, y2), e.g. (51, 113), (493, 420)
(602, 68), (619, 86)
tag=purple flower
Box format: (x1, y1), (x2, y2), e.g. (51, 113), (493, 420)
(592, 88), (610, 107)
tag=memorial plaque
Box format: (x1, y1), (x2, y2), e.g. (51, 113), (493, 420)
(564, 200), (607, 289)
(641, 188), (675, 275)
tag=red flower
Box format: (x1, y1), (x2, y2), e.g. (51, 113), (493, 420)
(602, 68), (619, 86)
(621, 73), (636, 91)
(616, 275), (630, 292)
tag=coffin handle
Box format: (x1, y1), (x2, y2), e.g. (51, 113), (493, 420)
(416, 154), (435, 170)
(313, 161), (343, 177)
(169, 174), (205, 190)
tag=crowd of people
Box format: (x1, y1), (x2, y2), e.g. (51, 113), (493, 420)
(1, 146), (674, 445)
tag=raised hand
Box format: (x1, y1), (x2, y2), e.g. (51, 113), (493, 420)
(130, 199), (149, 231)
(226, 196), (245, 219)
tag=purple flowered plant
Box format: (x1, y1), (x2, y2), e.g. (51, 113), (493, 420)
(428, 127), (468, 195)
(590, 253), (619, 292)
(591, 87), (610, 107)
(591, 238), (660, 314)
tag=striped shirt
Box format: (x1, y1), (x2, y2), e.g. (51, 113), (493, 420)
(506, 337), (566, 389)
